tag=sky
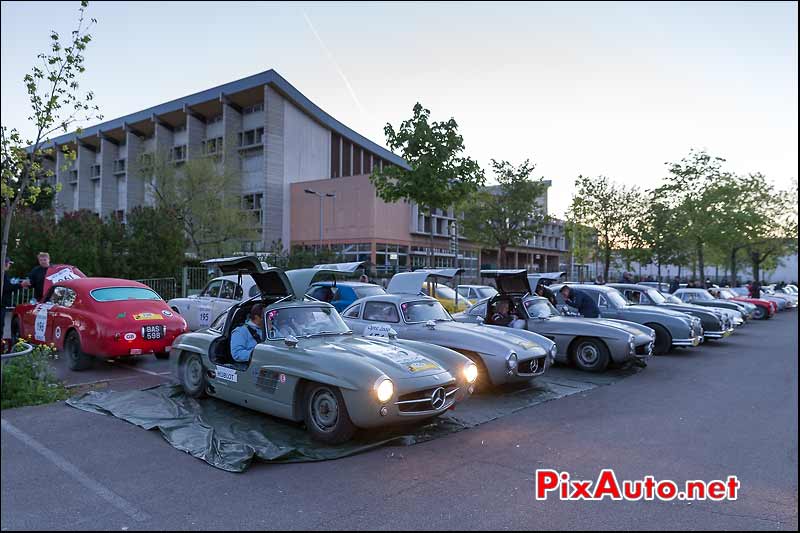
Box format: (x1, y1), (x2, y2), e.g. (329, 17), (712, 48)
(1, 1), (797, 217)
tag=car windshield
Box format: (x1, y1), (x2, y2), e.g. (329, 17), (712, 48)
(401, 300), (452, 322)
(664, 294), (682, 304)
(606, 290), (629, 308)
(718, 289), (737, 299)
(91, 287), (162, 302)
(475, 287), (498, 299)
(354, 285), (385, 298)
(645, 289), (666, 304)
(694, 291), (714, 301)
(432, 285), (459, 300)
(524, 298), (559, 318)
(266, 306), (350, 340)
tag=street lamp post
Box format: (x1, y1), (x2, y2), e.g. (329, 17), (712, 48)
(304, 189), (336, 251)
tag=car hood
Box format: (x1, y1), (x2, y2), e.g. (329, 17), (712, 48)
(623, 305), (692, 322)
(659, 302), (718, 316)
(406, 321), (550, 357)
(580, 317), (654, 337)
(295, 335), (451, 380)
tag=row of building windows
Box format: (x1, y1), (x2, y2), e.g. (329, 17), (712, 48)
(330, 132), (386, 179)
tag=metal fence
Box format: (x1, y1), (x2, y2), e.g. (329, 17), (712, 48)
(182, 266), (213, 297)
(9, 287), (35, 307)
(136, 277), (178, 301)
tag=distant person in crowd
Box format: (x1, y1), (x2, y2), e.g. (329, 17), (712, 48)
(705, 278), (712, 288)
(359, 274), (369, 284)
(594, 274), (605, 285)
(669, 276), (680, 293)
(720, 277), (729, 287)
(230, 304), (265, 362)
(26, 252), (50, 301)
(534, 282), (557, 306)
(381, 278), (388, 289)
(621, 272), (633, 283)
(559, 285), (600, 318)
(2, 258), (24, 339)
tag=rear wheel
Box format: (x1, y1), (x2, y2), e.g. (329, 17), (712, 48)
(303, 383), (356, 444)
(752, 306), (766, 320)
(180, 352), (207, 398)
(65, 331), (93, 371)
(571, 338), (610, 372)
(647, 323), (672, 355)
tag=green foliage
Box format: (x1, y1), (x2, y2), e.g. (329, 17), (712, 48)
(146, 155), (257, 257)
(1, 343), (69, 410)
(567, 175), (642, 279)
(125, 206), (187, 279)
(459, 159), (547, 267)
(1, 1), (101, 301)
(262, 240), (345, 270)
(370, 103), (485, 265)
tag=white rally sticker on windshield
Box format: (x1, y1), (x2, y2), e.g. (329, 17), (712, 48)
(34, 303), (54, 342)
(364, 323), (392, 337)
(215, 365), (238, 383)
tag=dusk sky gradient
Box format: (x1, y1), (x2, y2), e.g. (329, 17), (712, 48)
(2, 1), (797, 217)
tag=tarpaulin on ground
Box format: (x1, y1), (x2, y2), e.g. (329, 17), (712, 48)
(66, 366), (640, 472)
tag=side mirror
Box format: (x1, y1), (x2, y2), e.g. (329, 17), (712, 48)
(284, 335), (299, 348)
(387, 328), (398, 340)
(425, 320), (436, 330)
(476, 316), (484, 326)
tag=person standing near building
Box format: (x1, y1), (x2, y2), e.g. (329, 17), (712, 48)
(669, 276), (680, 293)
(2, 258), (24, 339)
(26, 252), (50, 301)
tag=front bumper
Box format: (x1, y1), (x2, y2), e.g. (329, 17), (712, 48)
(672, 334), (704, 347)
(704, 327), (734, 339)
(632, 340), (655, 361)
(509, 356), (550, 381)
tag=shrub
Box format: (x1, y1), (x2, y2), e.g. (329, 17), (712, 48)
(1, 342), (69, 409)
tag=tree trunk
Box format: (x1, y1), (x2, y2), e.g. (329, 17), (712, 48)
(730, 248), (739, 286)
(428, 208), (435, 268)
(697, 240), (705, 288)
(498, 246), (505, 268)
(603, 246), (611, 280)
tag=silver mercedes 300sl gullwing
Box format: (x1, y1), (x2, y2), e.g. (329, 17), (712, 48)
(339, 269), (557, 388)
(452, 270), (655, 373)
(171, 257), (478, 444)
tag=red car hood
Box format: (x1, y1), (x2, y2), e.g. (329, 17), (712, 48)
(733, 297), (776, 311)
(42, 265), (86, 298)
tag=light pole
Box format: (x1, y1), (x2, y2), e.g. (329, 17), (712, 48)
(304, 189), (336, 251)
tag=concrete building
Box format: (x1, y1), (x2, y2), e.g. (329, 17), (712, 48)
(40, 68), (567, 279)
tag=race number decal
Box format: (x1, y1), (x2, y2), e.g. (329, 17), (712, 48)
(215, 365), (238, 383)
(46, 268), (81, 284)
(198, 306), (212, 327)
(364, 323), (392, 337)
(34, 303), (54, 342)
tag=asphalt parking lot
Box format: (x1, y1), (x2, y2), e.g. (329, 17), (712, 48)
(1, 311), (797, 531)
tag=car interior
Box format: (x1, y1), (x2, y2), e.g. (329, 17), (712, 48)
(484, 295), (527, 326)
(208, 295), (286, 370)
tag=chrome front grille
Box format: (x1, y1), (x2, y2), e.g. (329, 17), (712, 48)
(396, 384), (459, 413)
(517, 357), (546, 376)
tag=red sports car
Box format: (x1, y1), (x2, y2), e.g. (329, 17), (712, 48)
(11, 265), (188, 370)
(709, 287), (777, 320)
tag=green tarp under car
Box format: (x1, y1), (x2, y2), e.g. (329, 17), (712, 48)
(66, 366), (640, 472)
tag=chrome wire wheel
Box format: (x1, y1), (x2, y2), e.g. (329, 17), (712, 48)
(576, 342), (599, 366)
(310, 388), (340, 433)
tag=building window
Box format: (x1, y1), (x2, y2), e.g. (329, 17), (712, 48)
(170, 145), (187, 162)
(174, 124), (186, 133)
(68, 169), (78, 183)
(238, 128), (264, 148)
(331, 133), (341, 178)
(112, 159), (126, 174)
(140, 153), (154, 169)
(353, 147), (362, 175)
(202, 136), (223, 155)
(90, 164), (101, 178)
(243, 103), (264, 114)
(242, 192), (264, 225)
(363, 153), (372, 174)
(208, 115), (222, 124)
(342, 139), (352, 177)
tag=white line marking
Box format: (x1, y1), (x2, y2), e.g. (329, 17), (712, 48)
(114, 363), (168, 378)
(1, 419), (151, 522)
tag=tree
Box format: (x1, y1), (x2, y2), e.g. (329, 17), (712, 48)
(145, 154), (257, 258)
(567, 175), (642, 280)
(1, 1), (100, 299)
(565, 221), (597, 282)
(125, 206), (187, 279)
(369, 103), (485, 267)
(655, 150), (734, 288)
(639, 194), (691, 282)
(459, 159), (548, 268)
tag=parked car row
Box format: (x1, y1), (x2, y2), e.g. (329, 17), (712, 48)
(11, 259), (792, 445)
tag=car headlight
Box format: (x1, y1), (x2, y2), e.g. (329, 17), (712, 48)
(549, 344), (557, 361)
(506, 352), (518, 372)
(464, 362), (479, 384)
(375, 378), (394, 403)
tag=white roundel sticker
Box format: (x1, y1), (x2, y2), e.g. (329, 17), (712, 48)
(162, 310), (173, 317)
(55, 326), (62, 339)
(124, 333), (137, 341)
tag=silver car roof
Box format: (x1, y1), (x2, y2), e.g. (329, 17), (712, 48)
(386, 268), (464, 295)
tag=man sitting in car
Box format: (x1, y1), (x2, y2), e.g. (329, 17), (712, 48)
(491, 300), (526, 329)
(230, 304), (265, 362)
(559, 285), (600, 318)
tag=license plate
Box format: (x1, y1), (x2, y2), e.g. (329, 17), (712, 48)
(142, 325), (164, 340)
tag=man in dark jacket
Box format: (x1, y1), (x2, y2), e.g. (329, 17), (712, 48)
(2, 258), (24, 339)
(669, 276), (680, 293)
(27, 252), (50, 301)
(559, 285), (600, 318)
(534, 282), (557, 306)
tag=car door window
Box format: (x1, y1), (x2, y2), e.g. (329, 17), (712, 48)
(47, 287), (64, 306)
(343, 304), (361, 319)
(362, 301), (400, 323)
(61, 288), (77, 307)
(201, 280), (223, 298)
(218, 281), (238, 300)
(469, 302), (487, 317)
(598, 294), (609, 308)
(457, 287), (469, 298)
(248, 284), (260, 298)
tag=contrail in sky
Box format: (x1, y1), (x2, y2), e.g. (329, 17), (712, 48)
(303, 11), (368, 118)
